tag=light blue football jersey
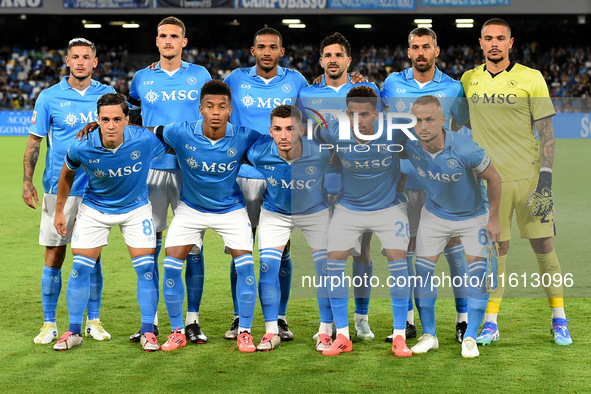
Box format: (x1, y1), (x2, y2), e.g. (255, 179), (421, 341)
(65, 126), (167, 214)
(129, 61), (212, 170)
(247, 135), (331, 215)
(29, 77), (115, 196)
(162, 120), (262, 213)
(404, 130), (489, 221)
(224, 65), (308, 179)
(318, 121), (406, 212)
(400, 159), (426, 190)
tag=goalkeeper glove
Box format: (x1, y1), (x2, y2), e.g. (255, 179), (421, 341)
(526, 169), (553, 216)
(486, 242), (499, 294)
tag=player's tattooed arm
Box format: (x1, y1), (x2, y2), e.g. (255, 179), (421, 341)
(536, 117), (555, 169)
(22, 134), (42, 208)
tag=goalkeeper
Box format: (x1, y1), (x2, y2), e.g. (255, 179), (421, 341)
(461, 18), (571, 346)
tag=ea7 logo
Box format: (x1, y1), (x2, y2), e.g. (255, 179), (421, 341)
(185, 144), (197, 151)
(60, 102), (71, 107)
(396, 88), (406, 93)
(241, 84), (251, 89)
(89, 159), (100, 163)
(143, 81), (154, 85)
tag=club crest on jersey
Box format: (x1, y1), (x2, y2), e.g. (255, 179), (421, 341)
(186, 76), (198, 85)
(130, 151), (141, 160)
(305, 166), (317, 175)
(226, 147), (238, 157)
(64, 113), (78, 127)
(145, 90), (159, 104)
(435, 91), (446, 98)
(282, 84), (292, 93)
(447, 159), (459, 169)
(186, 157), (200, 169)
(241, 94), (255, 108)
(507, 80), (518, 88)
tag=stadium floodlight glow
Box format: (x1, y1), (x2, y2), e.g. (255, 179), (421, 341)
(122, 23), (140, 28)
(417, 24), (432, 28)
(354, 24), (372, 29)
(414, 19), (432, 24)
(288, 24), (306, 29)
(456, 23), (474, 28)
(282, 19), (300, 24)
(84, 23), (102, 29)
(455, 19), (474, 24)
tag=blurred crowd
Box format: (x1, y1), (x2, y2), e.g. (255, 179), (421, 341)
(1, 42), (590, 112)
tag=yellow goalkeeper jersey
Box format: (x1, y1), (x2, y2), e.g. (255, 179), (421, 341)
(461, 63), (555, 181)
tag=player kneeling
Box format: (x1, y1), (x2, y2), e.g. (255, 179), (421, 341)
(53, 93), (167, 352)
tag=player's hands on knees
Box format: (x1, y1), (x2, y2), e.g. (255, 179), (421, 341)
(54, 213), (68, 237)
(487, 219), (501, 243)
(22, 181), (39, 209)
(349, 72), (368, 84)
(76, 122), (99, 140)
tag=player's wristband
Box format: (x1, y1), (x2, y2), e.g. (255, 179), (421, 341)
(536, 168), (552, 192)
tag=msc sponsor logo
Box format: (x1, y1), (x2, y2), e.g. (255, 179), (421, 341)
(241, 94), (292, 109)
(144, 89), (200, 104)
(471, 92), (517, 105)
(106, 162), (143, 178)
(417, 167), (463, 183)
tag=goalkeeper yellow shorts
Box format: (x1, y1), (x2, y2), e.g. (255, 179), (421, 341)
(499, 176), (556, 241)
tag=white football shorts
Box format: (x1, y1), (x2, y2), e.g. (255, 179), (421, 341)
(147, 168), (182, 233)
(405, 189), (426, 238)
(236, 177), (266, 228)
(165, 202), (253, 252)
(416, 208), (489, 258)
(39, 193), (82, 247)
(258, 207), (329, 250)
(71, 203), (156, 249)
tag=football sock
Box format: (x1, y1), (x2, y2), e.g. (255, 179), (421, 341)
(484, 313), (498, 324)
(319, 322), (333, 335)
(393, 329), (406, 340)
(535, 250), (564, 305)
(353, 261), (372, 315)
(414, 257), (437, 336)
(265, 321), (279, 335)
(234, 254), (256, 330)
(406, 250), (415, 312)
(186, 250), (205, 314)
(486, 254), (507, 314)
(67, 255), (95, 334)
(142, 323), (154, 335)
(87, 258), (103, 321)
(457, 312), (468, 324)
(552, 307), (566, 319)
(336, 327), (350, 339)
(389, 259), (411, 332)
(41, 266), (62, 323)
(186, 312), (199, 326)
(278, 249), (292, 316)
(354, 313), (368, 322)
(407, 310), (415, 326)
(259, 248), (282, 324)
(230, 259), (239, 316)
(238, 328), (251, 334)
(154, 236), (162, 308)
(154, 236), (162, 268)
(465, 259), (489, 340)
(327, 259), (348, 330)
(444, 244), (468, 314)
(163, 256), (185, 330)
(132, 255), (158, 331)
(278, 315), (286, 321)
(313, 250), (333, 324)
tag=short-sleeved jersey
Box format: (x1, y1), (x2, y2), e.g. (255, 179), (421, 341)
(29, 77), (115, 196)
(404, 130), (490, 221)
(129, 61), (212, 171)
(381, 67), (469, 130)
(318, 121), (406, 212)
(224, 66), (309, 179)
(461, 63), (556, 181)
(247, 135), (331, 215)
(400, 159), (425, 190)
(162, 120), (262, 213)
(65, 126), (167, 214)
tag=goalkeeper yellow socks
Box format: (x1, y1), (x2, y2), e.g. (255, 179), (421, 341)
(485, 254), (507, 315)
(535, 250), (565, 317)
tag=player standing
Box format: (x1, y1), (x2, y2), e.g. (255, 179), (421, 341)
(53, 93), (167, 352)
(154, 80), (261, 352)
(246, 105), (331, 351)
(223, 27), (308, 340)
(23, 38), (114, 345)
(404, 95), (501, 358)
(381, 27), (471, 343)
(461, 18), (572, 346)
(127, 16), (212, 343)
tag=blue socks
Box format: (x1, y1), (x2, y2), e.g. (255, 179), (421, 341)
(163, 256), (185, 330)
(388, 259), (410, 331)
(230, 259), (239, 317)
(132, 255), (158, 334)
(278, 249), (292, 316)
(87, 259), (103, 321)
(66, 255), (96, 334)
(258, 249), (282, 322)
(154, 236), (162, 305)
(353, 261), (372, 315)
(327, 259), (348, 329)
(444, 244), (468, 314)
(313, 250), (332, 324)
(465, 259), (489, 340)
(406, 250), (415, 312)
(186, 250), (205, 314)
(414, 257), (438, 336)
(41, 266), (62, 323)
(234, 254), (257, 329)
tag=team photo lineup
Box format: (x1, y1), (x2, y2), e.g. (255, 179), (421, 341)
(21, 15), (573, 359)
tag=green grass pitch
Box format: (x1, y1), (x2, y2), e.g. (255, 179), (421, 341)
(0, 136), (589, 392)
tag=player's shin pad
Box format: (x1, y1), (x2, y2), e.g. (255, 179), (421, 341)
(485, 242), (499, 294)
(526, 187), (554, 216)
